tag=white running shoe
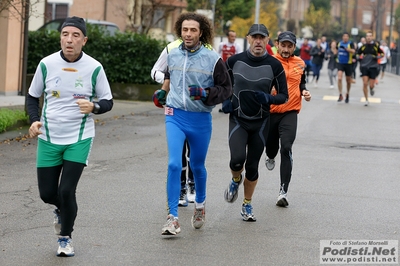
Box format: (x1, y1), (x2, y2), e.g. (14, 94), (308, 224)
(57, 236), (74, 257)
(364, 101), (369, 106)
(265, 158), (275, 171)
(276, 192), (289, 207)
(191, 206), (205, 229)
(53, 209), (61, 235)
(162, 214), (181, 235)
(241, 203), (256, 221)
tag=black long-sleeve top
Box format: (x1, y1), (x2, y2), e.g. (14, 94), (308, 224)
(225, 50), (288, 119)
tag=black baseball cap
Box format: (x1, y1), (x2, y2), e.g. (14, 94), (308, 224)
(278, 31), (296, 44)
(247, 24), (269, 37)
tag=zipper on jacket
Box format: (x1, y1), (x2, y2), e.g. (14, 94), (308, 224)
(182, 50), (188, 110)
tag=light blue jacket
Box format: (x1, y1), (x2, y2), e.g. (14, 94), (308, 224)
(166, 44), (220, 112)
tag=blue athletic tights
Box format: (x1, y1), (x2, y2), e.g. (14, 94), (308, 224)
(165, 108), (212, 217)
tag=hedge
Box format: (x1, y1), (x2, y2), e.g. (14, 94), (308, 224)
(28, 25), (167, 84)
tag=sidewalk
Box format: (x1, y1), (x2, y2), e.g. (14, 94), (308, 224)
(0, 95), (25, 108)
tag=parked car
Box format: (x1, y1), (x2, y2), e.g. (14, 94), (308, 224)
(37, 18), (120, 36)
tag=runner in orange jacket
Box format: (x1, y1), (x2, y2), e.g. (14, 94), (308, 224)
(265, 31), (311, 207)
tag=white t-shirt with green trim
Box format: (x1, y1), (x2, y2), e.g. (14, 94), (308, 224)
(28, 51), (112, 145)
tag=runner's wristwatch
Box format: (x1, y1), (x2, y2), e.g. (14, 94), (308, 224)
(93, 102), (100, 114)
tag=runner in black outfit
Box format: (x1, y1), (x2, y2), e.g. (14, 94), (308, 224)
(357, 31), (384, 106)
(222, 24), (288, 221)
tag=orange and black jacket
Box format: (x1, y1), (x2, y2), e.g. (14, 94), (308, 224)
(270, 53), (307, 114)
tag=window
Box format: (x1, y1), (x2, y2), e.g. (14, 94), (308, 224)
(153, 9), (165, 29)
(362, 11), (372, 25)
(45, 2), (69, 22)
(386, 13), (393, 26)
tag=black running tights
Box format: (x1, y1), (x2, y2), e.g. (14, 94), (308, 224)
(266, 111), (297, 193)
(229, 115), (269, 181)
(37, 160), (85, 237)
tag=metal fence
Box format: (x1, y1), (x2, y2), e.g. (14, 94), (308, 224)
(387, 51), (400, 75)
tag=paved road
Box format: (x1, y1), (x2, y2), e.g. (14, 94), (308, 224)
(1, 70), (400, 265)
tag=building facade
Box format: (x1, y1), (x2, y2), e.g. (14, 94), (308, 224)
(1, 0), (399, 96)
(0, 0), (187, 96)
(0, 5), (24, 96)
(281, 0), (398, 42)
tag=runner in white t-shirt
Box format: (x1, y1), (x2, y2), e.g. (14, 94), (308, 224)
(379, 40), (391, 80)
(27, 16), (113, 257)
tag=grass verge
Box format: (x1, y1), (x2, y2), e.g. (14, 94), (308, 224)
(0, 108), (29, 133)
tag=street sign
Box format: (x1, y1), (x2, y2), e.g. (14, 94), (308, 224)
(351, 27), (359, 36)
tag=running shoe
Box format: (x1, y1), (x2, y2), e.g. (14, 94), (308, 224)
(265, 158), (275, 171)
(364, 100), (369, 106)
(187, 183), (196, 203)
(345, 94), (349, 103)
(191, 206), (205, 229)
(53, 209), (61, 235)
(178, 188), (188, 207)
(337, 94), (343, 102)
(224, 174), (243, 203)
(276, 192), (289, 207)
(370, 87), (375, 96)
(57, 236), (74, 257)
(329, 85), (334, 89)
(241, 203), (256, 221)
(161, 214), (181, 235)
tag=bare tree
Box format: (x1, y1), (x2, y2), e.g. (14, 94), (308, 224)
(0, 0), (42, 21)
(365, 0), (386, 36)
(116, 0), (183, 34)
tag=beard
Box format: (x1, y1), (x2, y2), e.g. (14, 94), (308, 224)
(280, 52), (291, 58)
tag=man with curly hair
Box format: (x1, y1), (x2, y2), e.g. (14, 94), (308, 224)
(153, 12), (232, 235)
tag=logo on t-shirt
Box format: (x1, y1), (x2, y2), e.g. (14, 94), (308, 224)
(62, 68), (78, 72)
(75, 78), (83, 88)
(51, 91), (60, 98)
(72, 94), (87, 99)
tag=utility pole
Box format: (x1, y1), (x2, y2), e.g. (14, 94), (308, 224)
(21, 0), (30, 96)
(376, 0), (384, 41)
(340, 0), (344, 32)
(353, 0), (358, 28)
(211, 0), (216, 27)
(104, 0), (108, 21)
(389, 0), (394, 44)
(344, 0), (348, 32)
(255, 0), (260, 24)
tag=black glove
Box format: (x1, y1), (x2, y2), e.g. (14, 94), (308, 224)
(254, 91), (272, 105)
(221, 98), (233, 113)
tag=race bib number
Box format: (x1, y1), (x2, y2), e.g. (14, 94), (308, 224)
(164, 107), (174, 116)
